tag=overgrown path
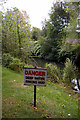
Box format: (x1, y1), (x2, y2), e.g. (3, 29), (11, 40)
(2, 67), (79, 118)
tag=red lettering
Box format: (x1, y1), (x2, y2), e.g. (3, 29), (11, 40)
(29, 71), (32, 75)
(35, 71), (39, 76)
(32, 71), (36, 75)
(42, 72), (45, 76)
(25, 70), (46, 76)
(25, 70), (28, 75)
(39, 72), (41, 76)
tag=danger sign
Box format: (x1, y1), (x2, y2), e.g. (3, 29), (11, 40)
(23, 67), (47, 86)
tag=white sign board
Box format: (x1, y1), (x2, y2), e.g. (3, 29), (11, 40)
(23, 67), (47, 86)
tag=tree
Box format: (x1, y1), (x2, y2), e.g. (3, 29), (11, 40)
(58, 2), (79, 62)
(31, 27), (47, 57)
(41, 1), (70, 61)
(41, 19), (47, 37)
(2, 7), (32, 61)
(31, 27), (42, 41)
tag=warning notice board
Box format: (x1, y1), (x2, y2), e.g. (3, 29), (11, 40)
(23, 67), (47, 86)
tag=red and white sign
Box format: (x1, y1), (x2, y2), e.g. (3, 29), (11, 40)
(23, 67), (47, 86)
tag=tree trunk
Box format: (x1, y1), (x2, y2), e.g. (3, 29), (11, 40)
(17, 16), (21, 58)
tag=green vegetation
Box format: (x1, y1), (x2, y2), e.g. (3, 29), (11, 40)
(2, 52), (78, 84)
(1, 1), (80, 119)
(45, 58), (78, 84)
(33, 2), (80, 62)
(2, 67), (79, 118)
(63, 58), (78, 83)
(46, 63), (62, 83)
(2, 7), (33, 62)
(2, 1), (80, 63)
(2, 53), (26, 72)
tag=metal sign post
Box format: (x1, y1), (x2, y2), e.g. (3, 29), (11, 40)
(34, 66), (36, 107)
(34, 85), (36, 107)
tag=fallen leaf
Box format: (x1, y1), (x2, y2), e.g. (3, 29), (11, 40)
(9, 80), (16, 83)
(14, 80), (16, 82)
(34, 107), (37, 110)
(44, 101), (46, 104)
(9, 101), (13, 104)
(40, 108), (45, 111)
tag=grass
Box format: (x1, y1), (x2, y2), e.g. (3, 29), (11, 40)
(2, 66), (79, 119)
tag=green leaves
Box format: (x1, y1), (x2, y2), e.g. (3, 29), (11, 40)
(2, 7), (32, 61)
(45, 63), (62, 83)
(63, 58), (77, 83)
(40, 2), (70, 61)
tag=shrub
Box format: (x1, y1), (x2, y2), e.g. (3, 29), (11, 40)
(24, 64), (33, 68)
(45, 63), (62, 83)
(2, 53), (35, 73)
(63, 58), (77, 83)
(2, 53), (13, 67)
(2, 53), (27, 73)
(9, 58), (26, 72)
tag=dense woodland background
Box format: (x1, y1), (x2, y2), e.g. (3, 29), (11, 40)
(1, 1), (80, 84)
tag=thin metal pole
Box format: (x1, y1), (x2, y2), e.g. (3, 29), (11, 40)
(34, 85), (36, 107)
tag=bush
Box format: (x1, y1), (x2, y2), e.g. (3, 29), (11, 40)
(2, 53), (13, 67)
(9, 58), (26, 72)
(45, 63), (62, 83)
(24, 64), (34, 68)
(2, 53), (27, 73)
(63, 58), (77, 83)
